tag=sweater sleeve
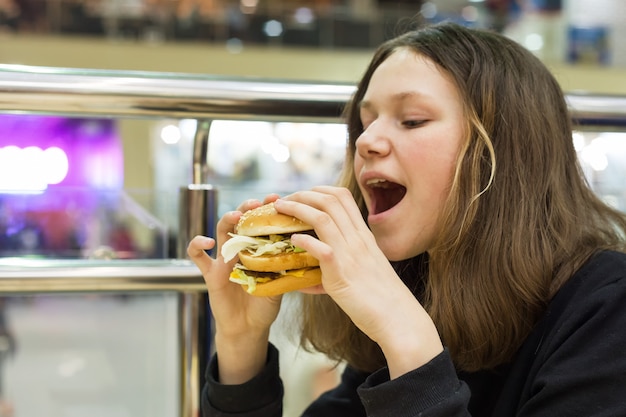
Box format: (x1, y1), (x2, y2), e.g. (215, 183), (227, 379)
(513, 270), (626, 416)
(201, 343), (283, 417)
(357, 349), (471, 417)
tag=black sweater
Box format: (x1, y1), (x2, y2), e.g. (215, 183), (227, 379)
(202, 250), (626, 416)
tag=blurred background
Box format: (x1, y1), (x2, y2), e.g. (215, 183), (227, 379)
(0, 0), (624, 65)
(1, 1), (625, 416)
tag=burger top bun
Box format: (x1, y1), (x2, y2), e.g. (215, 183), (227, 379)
(236, 202), (313, 237)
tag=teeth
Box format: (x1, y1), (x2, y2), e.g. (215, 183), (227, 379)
(366, 178), (388, 186)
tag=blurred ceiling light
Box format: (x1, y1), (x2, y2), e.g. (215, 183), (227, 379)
(468, 0), (484, 2)
(45, 147), (70, 185)
(581, 139), (608, 171)
(294, 7), (315, 25)
(524, 33), (544, 51)
(178, 119), (198, 139)
(270, 143), (290, 163)
(596, 132), (626, 150)
(260, 135), (290, 163)
(572, 131), (586, 152)
(264, 20), (283, 37)
(226, 38), (244, 53)
(240, 0), (257, 13)
(461, 6), (479, 22)
(421, 2), (437, 20)
(161, 124), (181, 145)
(0, 145), (69, 192)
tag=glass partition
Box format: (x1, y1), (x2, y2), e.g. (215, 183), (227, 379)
(0, 292), (179, 417)
(575, 130), (626, 211)
(151, 118), (348, 221)
(0, 188), (168, 260)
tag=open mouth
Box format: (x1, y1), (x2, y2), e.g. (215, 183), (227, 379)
(366, 179), (407, 215)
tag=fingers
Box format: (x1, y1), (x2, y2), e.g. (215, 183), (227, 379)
(276, 187), (369, 247)
(298, 284), (327, 295)
(215, 211), (243, 259)
(262, 193), (281, 205)
(235, 198), (264, 213)
(187, 235), (216, 277)
(292, 186), (364, 231)
(214, 198), (269, 259)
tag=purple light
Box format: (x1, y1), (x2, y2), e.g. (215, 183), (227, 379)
(0, 145), (69, 192)
(0, 115), (123, 192)
(0, 114), (132, 258)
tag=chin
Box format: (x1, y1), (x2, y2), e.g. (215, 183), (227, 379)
(374, 238), (410, 262)
(376, 229), (428, 261)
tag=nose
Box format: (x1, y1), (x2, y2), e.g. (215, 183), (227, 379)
(355, 120), (391, 159)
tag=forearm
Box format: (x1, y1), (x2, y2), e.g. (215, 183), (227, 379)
(364, 284), (443, 380)
(214, 330), (270, 384)
(379, 307), (443, 380)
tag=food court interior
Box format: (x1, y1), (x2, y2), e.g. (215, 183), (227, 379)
(1, 0), (625, 416)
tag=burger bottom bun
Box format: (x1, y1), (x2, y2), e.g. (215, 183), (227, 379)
(238, 250), (319, 272)
(243, 267), (322, 297)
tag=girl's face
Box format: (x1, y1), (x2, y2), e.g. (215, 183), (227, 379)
(355, 48), (465, 261)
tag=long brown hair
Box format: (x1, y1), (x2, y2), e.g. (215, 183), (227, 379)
(299, 22), (626, 372)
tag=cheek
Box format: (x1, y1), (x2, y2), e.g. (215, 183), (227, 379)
(353, 153), (363, 172)
(431, 156), (458, 201)
(353, 157), (370, 202)
(353, 154), (366, 184)
(404, 144), (457, 201)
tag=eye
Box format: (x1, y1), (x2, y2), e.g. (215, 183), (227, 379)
(402, 119), (427, 128)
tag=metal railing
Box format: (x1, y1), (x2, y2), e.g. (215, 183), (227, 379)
(2, 64), (626, 126)
(0, 64), (353, 121)
(0, 258), (204, 293)
(1, 63), (626, 417)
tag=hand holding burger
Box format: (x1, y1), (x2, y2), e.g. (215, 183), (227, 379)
(221, 202), (322, 296)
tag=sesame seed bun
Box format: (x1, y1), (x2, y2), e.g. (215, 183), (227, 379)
(228, 202), (322, 296)
(236, 202), (313, 237)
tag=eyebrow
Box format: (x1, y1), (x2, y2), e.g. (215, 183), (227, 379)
(359, 91), (428, 110)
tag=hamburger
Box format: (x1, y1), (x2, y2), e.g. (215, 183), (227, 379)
(221, 202), (322, 296)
